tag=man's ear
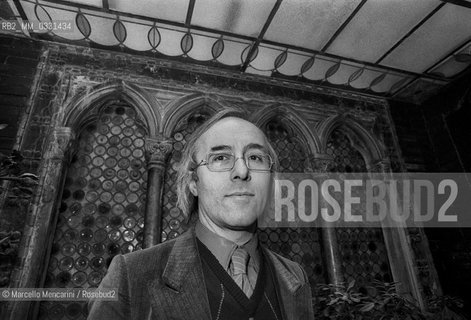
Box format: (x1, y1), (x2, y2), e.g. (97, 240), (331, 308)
(189, 175), (198, 196)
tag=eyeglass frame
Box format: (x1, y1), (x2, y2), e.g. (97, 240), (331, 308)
(194, 151), (275, 172)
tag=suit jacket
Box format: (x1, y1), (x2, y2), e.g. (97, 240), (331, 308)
(88, 228), (314, 320)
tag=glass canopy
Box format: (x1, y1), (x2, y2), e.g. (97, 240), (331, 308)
(9, 0), (471, 103)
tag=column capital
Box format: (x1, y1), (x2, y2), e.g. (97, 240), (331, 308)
(305, 154), (334, 173)
(46, 127), (75, 160)
(369, 159), (391, 173)
(145, 134), (173, 169)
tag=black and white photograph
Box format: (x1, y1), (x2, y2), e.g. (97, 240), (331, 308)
(0, 0), (471, 319)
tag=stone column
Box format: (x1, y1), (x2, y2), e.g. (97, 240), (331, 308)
(309, 154), (345, 286)
(144, 135), (172, 248)
(371, 159), (426, 308)
(6, 127), (74, 320)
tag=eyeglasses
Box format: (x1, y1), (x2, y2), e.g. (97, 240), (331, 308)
(196, 151), (273, 172)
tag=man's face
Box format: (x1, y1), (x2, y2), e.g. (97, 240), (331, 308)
(189, 117), (272, 231)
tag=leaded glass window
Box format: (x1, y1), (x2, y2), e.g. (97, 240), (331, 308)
(328, 128), (392, 296)
(39, 103), (148, 320)
(258, 117), (325, 289)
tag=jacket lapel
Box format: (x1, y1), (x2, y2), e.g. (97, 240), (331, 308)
(147, 230), (212, 320)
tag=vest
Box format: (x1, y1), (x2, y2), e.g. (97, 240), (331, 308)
(197, 239), (284, 320)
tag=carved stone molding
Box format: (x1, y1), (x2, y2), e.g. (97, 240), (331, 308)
(145, 135), (173, 169)
(46, 127), (75, 160)
(5, 127), (76, 319)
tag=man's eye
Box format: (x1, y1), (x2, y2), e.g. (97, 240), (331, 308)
(211, 154), (231, 162)
(247, 154), (265, 162)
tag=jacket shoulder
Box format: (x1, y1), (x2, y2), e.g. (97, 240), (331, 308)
(264, 247), (309, 284)
(119, 236), (178, 274)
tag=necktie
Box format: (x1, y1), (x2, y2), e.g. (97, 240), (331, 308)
(231, 247), (253, 298)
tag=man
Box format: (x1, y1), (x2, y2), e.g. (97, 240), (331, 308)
(88, 109), (314, 320)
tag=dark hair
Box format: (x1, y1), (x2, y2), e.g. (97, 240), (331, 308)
(175, 108), (279, 218)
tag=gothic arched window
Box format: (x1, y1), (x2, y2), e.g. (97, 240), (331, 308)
(39, 102), (148, 319)
(327, 128), (392, 296)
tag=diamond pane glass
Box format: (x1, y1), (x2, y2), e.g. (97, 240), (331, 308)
(327, 128), (392, 295)
(39, 103), (148, 319)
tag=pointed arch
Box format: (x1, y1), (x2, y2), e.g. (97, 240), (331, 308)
(162, 93), (234, 136)
(318, 114), (386, 166)
(63, 80), (159, 136)
(250, 104), (321, 156)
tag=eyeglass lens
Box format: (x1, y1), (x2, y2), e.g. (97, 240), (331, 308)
(207, 152), (271, 171)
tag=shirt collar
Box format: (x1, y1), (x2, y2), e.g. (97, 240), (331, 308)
(195, 220), (259, 270)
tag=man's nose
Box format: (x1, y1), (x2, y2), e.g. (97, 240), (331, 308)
(231, 157), (251, 181)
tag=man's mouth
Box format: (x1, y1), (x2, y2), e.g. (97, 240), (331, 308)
(225, 192), (255, 197)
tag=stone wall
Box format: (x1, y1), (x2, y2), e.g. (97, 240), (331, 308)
(388, 71), (471, 315)
(0, 35), (43, 290)
(419, 72), (471, 316)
